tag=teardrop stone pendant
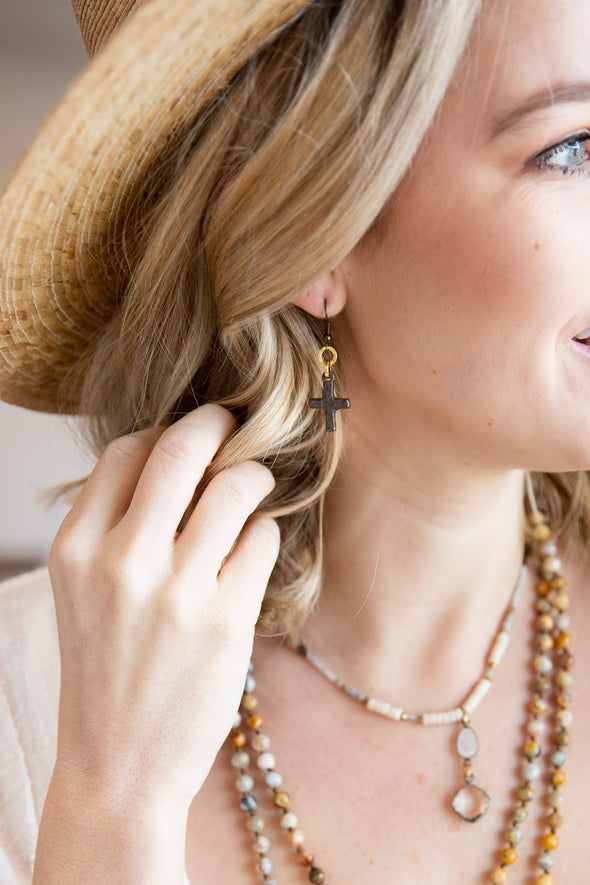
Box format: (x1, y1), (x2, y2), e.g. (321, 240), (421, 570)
(451, 724), (491, 822)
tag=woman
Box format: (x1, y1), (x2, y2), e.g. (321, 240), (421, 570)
(0, 0), (588, 881)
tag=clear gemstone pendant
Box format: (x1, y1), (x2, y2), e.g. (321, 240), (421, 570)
(451, 723), (491, 822)
(452, 782), (491, 822)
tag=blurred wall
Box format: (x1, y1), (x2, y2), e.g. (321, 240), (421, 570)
(0, 0), (90, 578)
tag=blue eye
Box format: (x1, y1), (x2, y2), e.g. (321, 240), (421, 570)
(535, 131), (590, 170)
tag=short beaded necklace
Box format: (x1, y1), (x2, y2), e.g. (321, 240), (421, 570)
(293, 562), (527, 823)
(230, 506), (573, 885)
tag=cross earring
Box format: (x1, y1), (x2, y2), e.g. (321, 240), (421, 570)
(308, 302), (350, 432)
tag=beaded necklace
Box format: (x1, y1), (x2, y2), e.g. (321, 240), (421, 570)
(293, 562), (528, 824)
(230, 508), (573, 885)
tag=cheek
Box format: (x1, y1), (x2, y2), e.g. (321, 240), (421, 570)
(358, 216), (519, 389)
(382, 182), (580, 370)
(346, 184), (577, 425)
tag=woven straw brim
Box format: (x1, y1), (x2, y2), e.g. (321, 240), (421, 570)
(0, 0), (310, 413)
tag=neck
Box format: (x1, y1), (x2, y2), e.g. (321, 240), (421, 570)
(301, 425), (529, 710)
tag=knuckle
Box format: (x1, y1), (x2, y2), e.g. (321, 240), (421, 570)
(209, 462), (275, 511)
(101, 540), (148, 596)
(48, 524), (87, 582)
(156, 428), (202, 467)
(98, 561), (146, 617)
(101, 554), (136, 593)
(153, 587), (198, 634)
(104, 431), (158, 466)
(211, 471), (251, 509)
(207, 604), (253, 648)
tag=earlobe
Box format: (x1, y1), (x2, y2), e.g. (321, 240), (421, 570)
(291, 266), (348, 318)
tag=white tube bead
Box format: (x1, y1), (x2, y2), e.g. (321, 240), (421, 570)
(463, 678), (492, 715)
(489, 631), (510, 667)
(512, 564), (527, 606)
(306, 650), (338, 683)
(503, 611), (516, 633)
(366, 698), (404, 720)
(421, 708), (464, 726)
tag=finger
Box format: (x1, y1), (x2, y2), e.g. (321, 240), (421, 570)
(122, 404), (237, 542)
(218, 516), (281, 613)
(173, 460), (276, 573)
(62, 427), (165, 534)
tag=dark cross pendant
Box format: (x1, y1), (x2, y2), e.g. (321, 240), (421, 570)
(309, 373), (350, 432)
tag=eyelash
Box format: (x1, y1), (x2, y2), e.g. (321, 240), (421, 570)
(532, 130), (590, 175)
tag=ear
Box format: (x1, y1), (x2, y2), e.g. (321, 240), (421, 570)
(291, 265), (348, 318)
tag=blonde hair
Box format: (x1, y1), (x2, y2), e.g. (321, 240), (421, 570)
(61, 0), (589, 633)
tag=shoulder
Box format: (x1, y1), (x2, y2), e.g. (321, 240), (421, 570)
(0, 566), (56, 647)
(0, 567), (58, 699)
(0, 564), (58, 701)
(0, 567), (59, 883)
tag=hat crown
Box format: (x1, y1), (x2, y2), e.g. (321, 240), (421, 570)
(71, 0), (142, 55)
(1, 0), (312, 412)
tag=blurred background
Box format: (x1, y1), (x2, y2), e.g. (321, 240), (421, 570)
(0, 0), (90, 579)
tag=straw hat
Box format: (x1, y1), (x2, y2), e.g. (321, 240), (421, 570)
(0, 0), (310, 414)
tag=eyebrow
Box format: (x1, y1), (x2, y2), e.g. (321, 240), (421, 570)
(490, 81), (590, 138)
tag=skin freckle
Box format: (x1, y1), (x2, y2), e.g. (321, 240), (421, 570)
(534, 242), (540, 251)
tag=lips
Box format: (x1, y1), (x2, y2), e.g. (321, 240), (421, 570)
(573, 328), (590, 345)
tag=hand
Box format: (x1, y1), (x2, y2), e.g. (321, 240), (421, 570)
(47, 404), (279, 812)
